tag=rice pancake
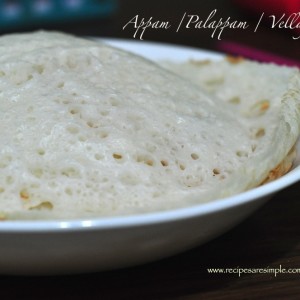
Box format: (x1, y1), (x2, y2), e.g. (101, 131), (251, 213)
(160, 58), (300, 182)
(0, 32), (299, 219)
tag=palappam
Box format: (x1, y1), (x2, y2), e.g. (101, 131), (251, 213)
(0, 31), (299, 220)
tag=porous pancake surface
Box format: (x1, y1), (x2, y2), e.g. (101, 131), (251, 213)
(0, 32), (299, 219)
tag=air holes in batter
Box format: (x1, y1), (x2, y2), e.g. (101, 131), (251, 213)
(100, 111), (109, 116)
(67, 126), (79, 134)
(99, 131), (108, 139)
(32, 168), (43, 178)
(228, 96), (241, 104)
(57, 82), (65, 88)
(34, 65), (44, 74)
(109, 97), (119, 107)
(179, 164), (186, 171)
(191, 153), (199, 160)
(69, 108), (79, 115)
(78, 135), (87, 142)
(61, 167), (79, 178)
(0, 155), (12, 168)
(37, 148), (45, 156)
(29, 201), (53, 211)
(20, 189), (29, 200)
(94, 153), (103, 161)
(160, 160), (168, 167)
(137, 155), (154, 166)
(213, 168), (220, 176)
(65, 188), (73, 196)
(87, 121), (98, 128)
(236, 150), (248, 158)
(255, 128), (265, 138)
(113, 153), (123, 160)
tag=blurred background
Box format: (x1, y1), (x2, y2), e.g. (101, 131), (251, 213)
(0, 0), (299, 63)
(0, 2), (300, 298)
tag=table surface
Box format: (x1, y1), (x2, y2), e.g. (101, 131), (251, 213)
(1, 1), (300, 299)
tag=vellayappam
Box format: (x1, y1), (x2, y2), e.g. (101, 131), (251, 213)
(0, 37), (300, 275)
(0, 32), (300, 220)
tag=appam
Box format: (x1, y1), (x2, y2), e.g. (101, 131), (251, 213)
(160, 57), (300, 183)
(0, 32), (299, 220)
(1, 39), (300, 275)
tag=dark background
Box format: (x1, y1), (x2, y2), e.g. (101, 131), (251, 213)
(1, 1), (300, 299)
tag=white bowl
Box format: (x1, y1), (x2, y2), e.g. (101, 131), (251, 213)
(1, 39), (300, 275)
